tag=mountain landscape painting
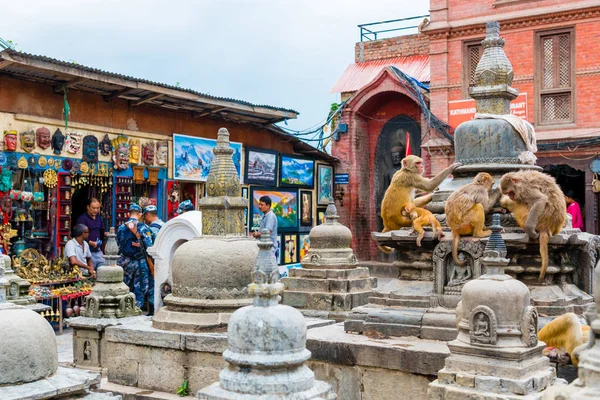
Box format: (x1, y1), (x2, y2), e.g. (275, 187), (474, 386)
(280, 154), (314, 188)
(245, 147), (278, 185)
(173, 133), (242, 182)
(250, 188), (298, 232)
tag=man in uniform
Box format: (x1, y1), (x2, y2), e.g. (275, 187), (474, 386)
(117, 204), (155, 315)
(143, 205), (165, 242)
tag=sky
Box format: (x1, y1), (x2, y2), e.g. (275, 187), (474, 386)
(0, 0), (430, 139)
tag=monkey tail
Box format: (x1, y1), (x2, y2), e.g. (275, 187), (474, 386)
(452, 231), (465, 267)
(378, 245), (394, 254)
(539, 231), (550, 281)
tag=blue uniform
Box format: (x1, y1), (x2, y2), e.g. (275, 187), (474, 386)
(117, 218), (154, 308)
(148, 219), (165, 243)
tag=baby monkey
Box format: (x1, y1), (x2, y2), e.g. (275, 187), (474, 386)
(402, 203), (445, 247)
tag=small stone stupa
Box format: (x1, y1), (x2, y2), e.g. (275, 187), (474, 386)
(1, 253), (46, 312)
(281, 198), (376, 319)
(197, 230), (336, 399)
(68, 227), (142, 371)
(153, 128), (258, 332)
(428, 215), (560, 399)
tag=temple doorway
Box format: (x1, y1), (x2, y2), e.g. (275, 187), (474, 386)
(543, 164), (586, 230)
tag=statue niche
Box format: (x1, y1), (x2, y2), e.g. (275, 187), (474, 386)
(374, 116), (421, 231)
(469, 305), (497, 345)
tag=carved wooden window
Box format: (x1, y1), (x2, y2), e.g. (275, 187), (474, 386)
(463, 41), (483, 98)
(535, 28), (575, 125)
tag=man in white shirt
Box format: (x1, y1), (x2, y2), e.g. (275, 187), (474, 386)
(64, 224), (96, 278)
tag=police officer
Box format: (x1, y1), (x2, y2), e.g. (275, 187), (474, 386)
(176, 199), (194, 215)
(116, 204), (155, 314)
(143, 205), (165, 242)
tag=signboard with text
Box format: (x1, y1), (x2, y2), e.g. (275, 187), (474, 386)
(448, 93), (528, 129)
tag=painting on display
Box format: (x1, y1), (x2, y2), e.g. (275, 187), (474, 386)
(250, 187), (298, 233)
(280, 154), (314, 188)
(300, 190), (313, 226)
(317, 208), (326, 225)
(173, 133), (242, 182)
(299, 233), (310, 261)
(284, 234), (298, 264)
(317, 164), (333, 205)
(245, 147), (278, 185)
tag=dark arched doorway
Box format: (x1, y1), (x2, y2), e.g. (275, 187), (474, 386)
(374, 115), (422, 231)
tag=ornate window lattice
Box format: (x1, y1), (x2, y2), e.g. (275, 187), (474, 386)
(537, 30), (574, 124)
(463, 42), (483, 97)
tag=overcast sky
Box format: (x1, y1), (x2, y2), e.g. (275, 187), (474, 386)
(1, 0), (430, 137)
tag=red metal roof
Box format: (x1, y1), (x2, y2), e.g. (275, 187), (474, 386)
(331, 55), (430, 93)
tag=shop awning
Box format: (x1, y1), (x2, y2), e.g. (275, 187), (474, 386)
(331, 55), (430, 93)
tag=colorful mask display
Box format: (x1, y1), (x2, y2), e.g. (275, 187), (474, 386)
(4, 130), (17, 151)
(99, 134), (112, 156)
(65, 132), (82, 154)
(82, 135), (99, 163)
(156, 140), (168, 166)
(20, 130), (36, 153)
(36, 127), (51, 150)
(129, 138), (140, 165)
(142, 141), (155, 166)
(51, 129), (65, 155)
(111, 135), (130, 170)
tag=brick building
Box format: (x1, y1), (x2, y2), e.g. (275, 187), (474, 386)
(332, 1), (600, 261)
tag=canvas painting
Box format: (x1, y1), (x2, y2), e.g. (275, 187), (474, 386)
(300, 190), (313, 226)
(250, 188), (298, 232)
(317, 164), (333, 205)
(299, 233), (310, 260)
(280, 154), (314, 188)
(173, 133), (242, 182)
(317, 208), (326, 225)
(245, 147), (278, 185)
(284, 234), (298, 264)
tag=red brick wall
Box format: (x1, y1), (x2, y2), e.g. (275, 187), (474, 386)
(355, 33), (430, 62)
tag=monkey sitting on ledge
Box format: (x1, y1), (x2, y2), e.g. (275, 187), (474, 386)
(401, 203), (445, 247)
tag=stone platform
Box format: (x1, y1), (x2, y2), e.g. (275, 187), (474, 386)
(103, 318), (450, 400)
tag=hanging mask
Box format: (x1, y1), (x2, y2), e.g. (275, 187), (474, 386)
(111, 136), (130, 170)
(51, 129), (65, 155)
(4, 130), (17, 151)
(129, 138), (140, 165)
(36, 127), (51, 150)
(156, 140), (168, 166)
(99, 134), (112, 156)
(82, 135), (99, 163)
(65, 132), (82, 154)
(20, 130), (36, 153)
(142, 141), (155, 166)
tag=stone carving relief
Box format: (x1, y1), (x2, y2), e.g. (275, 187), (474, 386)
(83, 340), (91, 361)
(434, 240), (484, 296)
(172, 285), (249, 300)
(522, 306), (538, 347)
(470, 305), (497, 345)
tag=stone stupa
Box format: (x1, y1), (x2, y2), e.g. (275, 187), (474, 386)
(282, 198), (376, 320)
(1, 253), (47, 312)
(428, 215), (561, 399)
(152, 127), (258, 332)
(197, 230), (336, 399)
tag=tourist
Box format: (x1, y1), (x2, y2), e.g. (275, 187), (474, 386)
(565, 190), (584, 230)
(251, 195), (278, 254)
(64, 224), (96, 279)
(116, 204), (155, 314)
(175, 199), (194, 215)
(143, 205), (165, 242)
(76, 197), (106, 270)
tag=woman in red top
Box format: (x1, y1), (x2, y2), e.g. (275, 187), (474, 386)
(565, 190), (584, 231)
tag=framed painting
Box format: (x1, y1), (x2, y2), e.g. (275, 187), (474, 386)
(241, 186), (249, 199)
(299, 233), (310, 261)
(317, 208), (327, 225)
(317, 164), (333, 205)
(245, 147), (278, 186)
(283, 234), (298, 264)
(249, 187), (298, 232)
(279, 154), (314, 188)
(173, 133), (242, 182)
(300, 190), (313, 226)
(275, 235), (283, 265)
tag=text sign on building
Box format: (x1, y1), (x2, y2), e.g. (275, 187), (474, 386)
(334, 173), (349, 184)
(447, 93), (528, 129)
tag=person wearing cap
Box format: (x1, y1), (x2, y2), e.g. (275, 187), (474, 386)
(176, 199), (194, 215)
(116, 203), (155, 314)
(143, 205), (165, 242)
(564, 190), (584, 230)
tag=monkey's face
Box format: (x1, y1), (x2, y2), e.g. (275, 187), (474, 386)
(475, 172), (495, 190)
(500, 174), (517, 200)
(402, 155), (424, 175)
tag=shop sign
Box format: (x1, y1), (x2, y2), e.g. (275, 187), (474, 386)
(334, 173), (349, 184)
(448, 93), (528, 129)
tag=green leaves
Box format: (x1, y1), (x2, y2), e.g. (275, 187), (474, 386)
(176, 379), (189, 396)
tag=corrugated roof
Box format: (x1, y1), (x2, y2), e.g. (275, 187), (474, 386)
(331, 55), (430, 93)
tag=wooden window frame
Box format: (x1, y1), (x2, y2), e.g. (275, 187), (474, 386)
(534, 27), (576, 126)
(462, 39), (484, 99)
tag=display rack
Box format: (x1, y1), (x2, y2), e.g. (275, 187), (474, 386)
(33, 279), (90, 335)
(57, 172), (72, 250)
(115, 176), (133, 226)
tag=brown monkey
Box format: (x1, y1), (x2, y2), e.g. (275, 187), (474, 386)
(538, 312), (591, 366)
(500, 170), (566, 280)
(402, 203), (445, 246)
(379, 155), (461, 253)
(445, 172), (501, 267)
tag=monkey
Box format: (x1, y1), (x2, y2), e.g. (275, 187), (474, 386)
(538, 312), (592, 366)
(500, 170), (566, 280)
(379, 155), (461, 253)
(401, 203), (445, 246)
(445, 172), (502, 267)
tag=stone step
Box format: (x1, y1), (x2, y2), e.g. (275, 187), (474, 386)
(368, 296), (430, 308)
(284, 277), (376, 294)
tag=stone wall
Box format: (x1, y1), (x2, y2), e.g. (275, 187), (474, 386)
(355, 33), (430, 62)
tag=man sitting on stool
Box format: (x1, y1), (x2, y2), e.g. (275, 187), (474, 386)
(65, 224), (96, 279)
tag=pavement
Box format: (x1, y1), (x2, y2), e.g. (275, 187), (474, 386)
(56, 327), (74, 366)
